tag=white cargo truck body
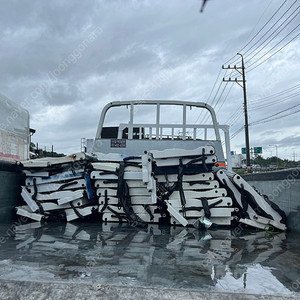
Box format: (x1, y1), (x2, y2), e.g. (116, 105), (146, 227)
(0, 94), (30, 222)
(231, 154), (245, 168)
(0, 94), (30, 162)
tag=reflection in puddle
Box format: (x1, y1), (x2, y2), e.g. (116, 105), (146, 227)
(0, 222), (299, 297)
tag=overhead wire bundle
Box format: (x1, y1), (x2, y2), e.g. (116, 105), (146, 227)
(197, 0), (300, 145)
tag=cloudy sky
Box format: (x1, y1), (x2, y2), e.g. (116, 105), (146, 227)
(0, 0), (299, 159)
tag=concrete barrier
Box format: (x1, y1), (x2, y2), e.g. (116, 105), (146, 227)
(243, 168), (300, 233)
(0, 279), (297, 300)
(0, 161), (23, 223)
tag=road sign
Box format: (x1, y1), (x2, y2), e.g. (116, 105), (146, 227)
(241, 148), (246, 154)
(254, 147), (262, 154)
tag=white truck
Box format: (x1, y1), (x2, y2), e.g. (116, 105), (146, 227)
(231, 154), (246, 168)
(0, 94), (30, 162)
(0, 93), (30, 222)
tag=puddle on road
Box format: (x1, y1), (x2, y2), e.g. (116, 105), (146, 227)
(0, 221), (299, 297)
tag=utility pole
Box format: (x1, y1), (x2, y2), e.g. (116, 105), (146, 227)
(223, 53), (251, 172)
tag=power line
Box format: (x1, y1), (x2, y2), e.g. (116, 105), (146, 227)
(228, 20), (300, 79)
(249, 103), (300, 125)
(243, 1), (299, 58)
(207, 82), (235, 139)
(248, 91), (300, 110)
(229, 96), (300, 126)
(249, 83), (300, 104)
(220, 82), (300, 129)
(245, 9), (300, 65)
(197, 70), (227, 124)
(223, 1), (299, 79)
(223, 83), (300, 109)
(219, 105), (243, 128)
(247, 25), (300, 71)
(208, 70), (227, 108)
(239, 0), (289, 53)
(220, 92), (300, 140)
(218, 2), (300, 137)
(250, 108), (300, 125)
(216, 83), (234, 114)
(223, 0), (281, 66)
(223, 102), (243, 122)
(206, 68), (223, 103)
(202, 80), (230, 124)
(228, 109), (243, 127)
(250, 88), (300, 105)
(195, 68), (224, 124)
(230, 126), (244, 140)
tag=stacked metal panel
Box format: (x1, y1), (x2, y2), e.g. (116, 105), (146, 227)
(91, 157), (158, 225)
(17, 153), (99, 222)
(17, 148), (287, 231)
(88, 146), (232, 228)
(215, 169), (287, 231)
(151, 146), (234, 227)
(89, 146), (286, 230)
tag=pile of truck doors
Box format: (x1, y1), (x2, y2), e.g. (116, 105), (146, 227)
(17, 153), (99, 222)
(16, 148), (287, 231)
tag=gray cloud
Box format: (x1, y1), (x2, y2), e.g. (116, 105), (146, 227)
(0, 0), (299, 158)
(44, 83), (82, 106)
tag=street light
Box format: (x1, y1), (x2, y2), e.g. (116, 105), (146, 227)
(269, 144), (278, 168)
